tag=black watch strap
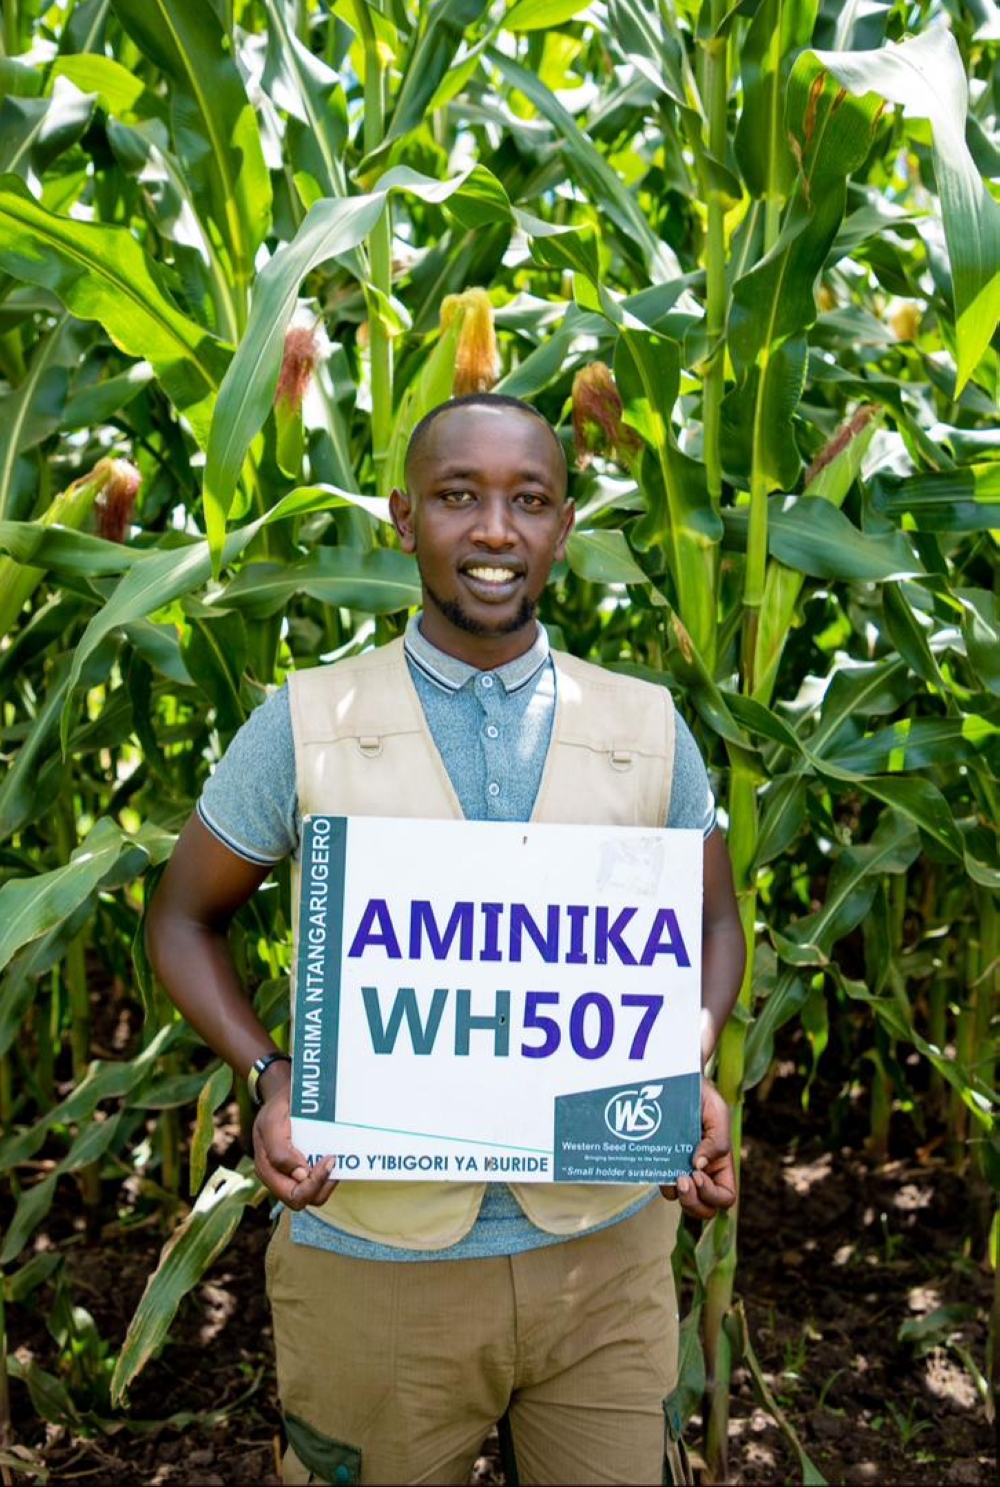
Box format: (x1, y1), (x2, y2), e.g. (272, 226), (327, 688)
(247, 1051), (292, 1107)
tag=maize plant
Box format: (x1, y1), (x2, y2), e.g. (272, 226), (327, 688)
(0, 1), (996, 1480)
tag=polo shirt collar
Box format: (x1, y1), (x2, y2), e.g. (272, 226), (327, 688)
(404, 612), (549, 694)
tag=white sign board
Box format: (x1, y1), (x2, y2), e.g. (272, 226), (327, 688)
(290, 816), (702, 1184)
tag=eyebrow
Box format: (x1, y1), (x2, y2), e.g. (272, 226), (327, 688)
(430, 465), (556, 484)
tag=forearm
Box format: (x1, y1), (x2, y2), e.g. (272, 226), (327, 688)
(146, 908), (272, 1079)
(699, 827), (746, 1069)
(145, 814), (280, 1087)
(700, 917), (746, 1068)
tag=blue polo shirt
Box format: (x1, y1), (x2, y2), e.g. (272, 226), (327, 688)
(198, 617), (715, 1260)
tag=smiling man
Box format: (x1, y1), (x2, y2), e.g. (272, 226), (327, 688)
(147, 393), (745, 1486)
(392, 397), (574, 657)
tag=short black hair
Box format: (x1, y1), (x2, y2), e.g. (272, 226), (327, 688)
(404, 393), (567, 486)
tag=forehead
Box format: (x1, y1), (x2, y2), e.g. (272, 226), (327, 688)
(410, 406), (566, 491)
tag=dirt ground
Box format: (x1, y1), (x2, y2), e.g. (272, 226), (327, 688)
(5, 1039), (995, 1486)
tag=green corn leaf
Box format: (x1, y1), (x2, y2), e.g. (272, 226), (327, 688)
(105, 118), (243, 343)
(203, 165), (511, 559)
(487, 50), (680, 281)
(823, 715), (999, 775)
(261, 0), (349, 202)
(58, 484), (360, 748)
(384, 316), (463, 492)
(0, 521), (139, 577)
(0, 312), (79, 522)
(722, 55), (884, 495)
(109, 0), (271, 298)
(181, 611), (248, 733)
(110, 1160), (266, 1404)
(565, 530), (652, 586)
(731, 1301), (829, 1485)
(724, 496), (923, 581)
(836, 968), (995, 1124)
(0, 818), (140, 975)
(753, 407), (883, 702)
(957, 588), (1000, 696)
(0, 658), (74, 840)
(614, 328), (720, 664)
(48, 53), (155, 120)
(217, 547), (420, 618)
(773, 812), (921, 966)
(6, 1355), (80, 1432)
(808, 26), (1000, 390)
(61, 360), (154, 430)
(0, 1024), (181, 1173)
(755, 775), (807, 867)
(766, 496), (923, 581)
(505, 0), (590, 28)
(189, 1063), (234, 1195)
(377, 0), (491, 159)
(743, 966), (808, 1090)
(859, 777), (967, 864)
(4, 1252), (62, 1305)
(0, 77), (96, 179)
(734, 0), (820, 201)
(0, 901), (93, 1059)
(1, 1111), (123, 1264)
(881, 583), (949, 694)
(607, 0), (689, 109)
(869, 463), (1000, 532)
(0, 174), (229, 447)
(728, 690), (968, 860)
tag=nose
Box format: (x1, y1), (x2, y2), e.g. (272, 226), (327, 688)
(471, 493), (516, 549)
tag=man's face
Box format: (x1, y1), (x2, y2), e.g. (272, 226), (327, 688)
(390, 404), (574, 666)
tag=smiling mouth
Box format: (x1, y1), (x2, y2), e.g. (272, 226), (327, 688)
(463, 564), (521, 585)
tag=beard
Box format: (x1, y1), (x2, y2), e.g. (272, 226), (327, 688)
(423, 581), (537, 637)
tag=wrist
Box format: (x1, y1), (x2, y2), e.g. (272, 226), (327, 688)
(247, 1050), (292, 1106)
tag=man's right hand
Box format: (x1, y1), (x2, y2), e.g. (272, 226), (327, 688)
(253, 1086), (339, 1210)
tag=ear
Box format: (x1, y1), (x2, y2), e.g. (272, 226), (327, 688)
(554, 498), (575, 562)
(389, 487), (416, 553)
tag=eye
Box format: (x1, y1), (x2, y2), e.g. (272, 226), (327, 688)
(515, 491), (547, 509)
(440, 489), (475, 506)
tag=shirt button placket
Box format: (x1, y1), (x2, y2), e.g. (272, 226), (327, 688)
(478, 675), (505, 817)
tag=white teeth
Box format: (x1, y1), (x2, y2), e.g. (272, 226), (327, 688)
(466, 566), (516, 583)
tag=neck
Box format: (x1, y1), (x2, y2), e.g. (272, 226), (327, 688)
(417, 608), (538, 669)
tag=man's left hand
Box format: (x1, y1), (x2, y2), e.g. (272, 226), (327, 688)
(660, 1078), (736, 1220)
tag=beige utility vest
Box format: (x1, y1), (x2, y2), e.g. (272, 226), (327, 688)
(287, 638), (678, 1250)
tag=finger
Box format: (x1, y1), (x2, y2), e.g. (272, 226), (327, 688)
(260, 1157), (337, 1210)
(289, 1160), (339, 1210)
(676, 1178), (717, 1220)
(678, 1170), (736, 1217)
(692, 1131), (731, 1170)
(255, 1115), (311, 1180)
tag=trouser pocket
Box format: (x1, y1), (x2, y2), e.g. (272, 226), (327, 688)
(283, 1413), (362, 1485)
(661, 1393), (693, 1487)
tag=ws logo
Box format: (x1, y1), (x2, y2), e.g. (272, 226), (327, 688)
(604, 1083), (663, 1142)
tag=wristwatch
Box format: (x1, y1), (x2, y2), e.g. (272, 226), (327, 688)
(247, 1051), (292, 1107)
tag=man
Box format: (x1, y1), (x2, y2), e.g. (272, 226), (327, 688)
(147, 393), (746, 1486)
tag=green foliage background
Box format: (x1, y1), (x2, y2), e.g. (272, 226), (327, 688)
(0, 0), (997, 1477)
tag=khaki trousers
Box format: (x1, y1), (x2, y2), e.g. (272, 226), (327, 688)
(266, 1196), (680, 1486)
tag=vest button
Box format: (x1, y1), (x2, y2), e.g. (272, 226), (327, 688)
(485, 724), (499, 739)
(488, 781), (501, 797)
(480, 674), (495, 689)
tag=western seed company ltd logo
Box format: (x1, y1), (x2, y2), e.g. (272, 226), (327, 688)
(603, 1083), (663, 1142)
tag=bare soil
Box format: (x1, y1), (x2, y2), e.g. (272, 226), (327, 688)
(5, 1041), (995, 1486)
